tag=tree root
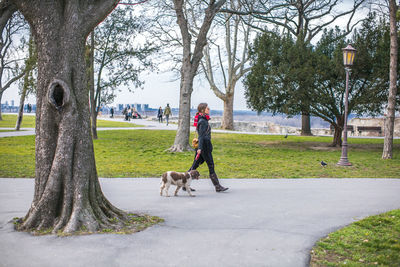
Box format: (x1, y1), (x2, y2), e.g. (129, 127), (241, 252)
(14, 213), (163, 236)
(167, 144), (193, 152)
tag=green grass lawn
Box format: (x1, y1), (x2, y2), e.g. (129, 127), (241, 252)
(310, 209), (400, 266)
(96, 119), (143, 128)
(0, 129), (399, 178)
(0, 114), (36, 128)
(0, 114), (142, 128)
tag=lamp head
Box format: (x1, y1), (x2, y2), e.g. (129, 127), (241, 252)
(342, 44), (356, 67)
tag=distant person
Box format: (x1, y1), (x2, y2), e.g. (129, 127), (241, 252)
(132, 110), (142, 119)
(110, 107), (114, 118)
(188, 103), (228, 193)
(164, 103), (172, 126)
(157, 107), (163, 123)
(27, 104), (32, 113)
(122, 107), (129, 121)
(128, 108), (132, 120)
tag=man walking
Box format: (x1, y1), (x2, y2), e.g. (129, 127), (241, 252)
(164, 103), (172, 126)
(157, 107), (163, 123)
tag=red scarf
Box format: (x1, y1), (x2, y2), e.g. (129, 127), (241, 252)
(193, 113), (210, 127)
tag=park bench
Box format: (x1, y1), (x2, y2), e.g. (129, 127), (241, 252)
(330, 125), (354, 135)
(357, 126), (382, 135)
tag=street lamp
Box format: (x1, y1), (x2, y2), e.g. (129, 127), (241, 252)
(337, 44), (356, 166)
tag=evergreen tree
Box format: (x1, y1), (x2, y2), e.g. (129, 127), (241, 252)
(245, 13), (399, 146)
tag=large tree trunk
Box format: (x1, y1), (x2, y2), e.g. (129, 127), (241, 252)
(331, 116), (344, 147)
(170, 62), (194, 152)
(330, 114), (346, 147)
(301, 112), (312, 136)
(332, 126), (342, 147)
(91, 111), (98, 139)
(14, 0), (127, 234)
(221, 92), (234, 130)
(382, 0), (398, 159)
(0, 1), (16, 32)
(0, 91), (3, 120)
(88, 31), (98, 140)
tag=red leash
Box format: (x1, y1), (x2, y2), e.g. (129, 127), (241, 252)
(189, 151), (201, 171)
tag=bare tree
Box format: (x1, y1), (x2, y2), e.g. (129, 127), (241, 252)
(15, 32), (36, 130)
(12, 0), (136, 234)
(168, 0), (226, 152)
(382, 0), (399, 159)
(0, 1), (15, 121)
(88, 5), (156, 139)
(200, 0), (253, 130)
(223, 0), (367, 135)
(0, 4), (27, 120)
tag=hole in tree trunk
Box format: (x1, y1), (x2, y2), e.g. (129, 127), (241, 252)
(47, 79), (70, 111)
(53, 85), (64, 107)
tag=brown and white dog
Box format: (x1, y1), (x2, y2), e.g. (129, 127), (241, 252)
(160, 170), (200, 197)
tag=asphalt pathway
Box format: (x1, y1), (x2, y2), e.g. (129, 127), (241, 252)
(1, 115), (400, 266)
(1, 178), (400, 267)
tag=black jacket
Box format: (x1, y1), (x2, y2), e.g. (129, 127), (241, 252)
(197, 114), (211, 151)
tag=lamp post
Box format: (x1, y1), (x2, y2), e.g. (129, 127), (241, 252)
(337, 44), (356, 166)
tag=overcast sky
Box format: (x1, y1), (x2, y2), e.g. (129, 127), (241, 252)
(2, 49), (249, 111)
(2, 0), (370, 111)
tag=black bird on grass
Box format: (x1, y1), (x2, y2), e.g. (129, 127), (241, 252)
(321, 161), (328, 167)
(284, 134), (288, 138)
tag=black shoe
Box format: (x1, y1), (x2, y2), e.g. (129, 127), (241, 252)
(182, 187), (196, 192)
(215, 185), (229, 192)
(209, 173), (228, 192)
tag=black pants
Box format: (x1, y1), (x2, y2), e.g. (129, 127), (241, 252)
(190, 139), (215, 175)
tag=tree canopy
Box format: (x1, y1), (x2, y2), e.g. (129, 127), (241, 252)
(245, 13), (399, 146)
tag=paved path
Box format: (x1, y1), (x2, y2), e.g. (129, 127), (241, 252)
(1, 178), (400, 267)
(1, 115), (400, 266)
(2, 114), (398, 139)
(0, 113), (328, 138)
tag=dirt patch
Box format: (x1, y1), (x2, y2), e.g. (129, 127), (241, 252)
(256, 141), (282, 146)
(310, 146), (339, 151)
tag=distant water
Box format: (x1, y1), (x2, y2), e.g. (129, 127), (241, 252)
(149, 109), (364, 128)
(208, 110), (331, 128)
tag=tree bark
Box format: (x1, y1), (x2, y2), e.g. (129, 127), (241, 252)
(332, 125), (343, 147)
(330, 115), (345, 147)
(13, 0), (126, 234)
(15, 82), (27, 130)
(0, 1), (16, 34)
(0, 91), (3, 120)
(171, 67), (194, 152)
(91, 110), (98, 139)
(88, 31), (98, 140)
(221, 92), (234, 130)
(301, 112), (312, 136)
(382, 0), (398, 159)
